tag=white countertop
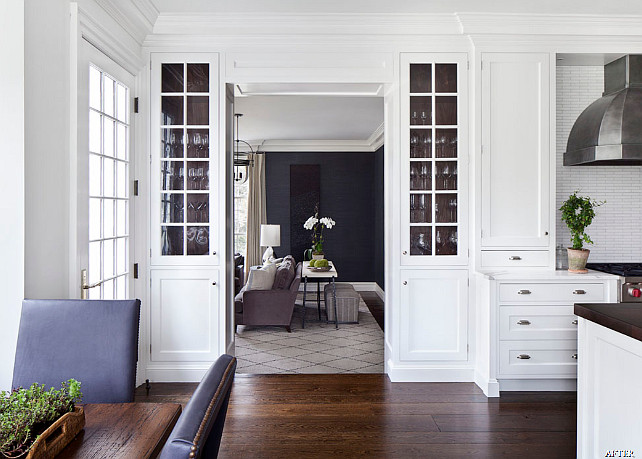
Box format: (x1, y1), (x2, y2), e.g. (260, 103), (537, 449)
(477, 269), (620, 281)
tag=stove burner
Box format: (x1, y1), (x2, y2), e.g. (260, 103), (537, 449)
(586, 263), (642, 277)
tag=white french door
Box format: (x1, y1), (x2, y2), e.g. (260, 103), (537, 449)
(76, 40), (136, 299)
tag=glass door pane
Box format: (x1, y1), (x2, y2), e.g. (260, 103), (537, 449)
(87, 64), (131, 299)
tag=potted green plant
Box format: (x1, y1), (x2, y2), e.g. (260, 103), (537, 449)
(1, 379), (83, 458)
(560, 192), (604, 273)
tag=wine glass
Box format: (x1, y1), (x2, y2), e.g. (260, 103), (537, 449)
(188, 168), (196, 190)
(420, 162), (429, 190)
(411, 111), (418, 125)
(410, 133), (419, 157)
(442, 164), (450, 189)
(449, 135), (457, 157)
(410, 163), (417, 189)
(422, 133), (432, 157)
(449, 198), (457, 222)
(452, 166), (458, 189)
(196, 167), (204, 190)
(410, 195), (416, 222)
(420, 111), (428, 125)
(202, 134), (209, 158)
(419, 194), (427, 222)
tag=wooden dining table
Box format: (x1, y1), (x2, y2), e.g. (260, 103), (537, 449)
(57, 403), (182, 459)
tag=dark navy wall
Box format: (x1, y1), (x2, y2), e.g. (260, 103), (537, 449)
(373, 146), (385, 289)
(265, 151), (383, 283)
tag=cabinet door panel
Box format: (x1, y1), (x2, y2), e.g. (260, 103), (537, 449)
(481, 53), (550, 249)
(151, 269), (219, 362)
(400, 270), (468, 361)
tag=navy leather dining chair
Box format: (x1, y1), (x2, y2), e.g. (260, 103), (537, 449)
(159, 354), (237, 459)
(12, 299), (141, 404)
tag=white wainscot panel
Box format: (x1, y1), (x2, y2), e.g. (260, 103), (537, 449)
(400, 270), (468, 361)
(151, 269), (220, 362)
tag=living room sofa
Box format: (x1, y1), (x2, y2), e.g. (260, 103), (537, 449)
(234, 260), (302, 332)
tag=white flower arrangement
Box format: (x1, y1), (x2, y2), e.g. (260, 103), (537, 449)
(303, 207), (335, 254)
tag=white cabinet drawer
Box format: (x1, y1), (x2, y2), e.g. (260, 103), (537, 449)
(499, 340), (578, 377)
(499, 283), (604, 303)
(499, 305), (578, 341)
(481, 250), (549, 268)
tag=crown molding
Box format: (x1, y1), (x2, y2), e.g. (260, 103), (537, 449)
(459, 13), (642, 37)
(368, 122), (385, 151)
(93, 0), (157, 45)
(152, 12), (462, 37)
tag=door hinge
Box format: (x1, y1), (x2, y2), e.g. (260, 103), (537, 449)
(134, 97), (139, 113)
(133, 180), (139, 196)
(133, 263), (139, 279)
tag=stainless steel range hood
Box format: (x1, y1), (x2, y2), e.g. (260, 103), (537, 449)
(564, 55), (642, 166)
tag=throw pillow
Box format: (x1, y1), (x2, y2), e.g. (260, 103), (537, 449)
(246, 263), (277, 290)
(272, 259), (295, 290)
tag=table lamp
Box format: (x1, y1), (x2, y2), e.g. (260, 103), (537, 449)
(260, 224), (280, 263)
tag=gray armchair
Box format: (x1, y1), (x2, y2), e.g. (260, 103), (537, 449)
(235, 262), (301, 332)
(12, 299), (141, 404)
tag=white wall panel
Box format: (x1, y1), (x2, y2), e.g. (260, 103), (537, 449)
(0, 0), (25, 391)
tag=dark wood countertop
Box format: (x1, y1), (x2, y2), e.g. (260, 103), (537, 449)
(574, 303), (642, 342)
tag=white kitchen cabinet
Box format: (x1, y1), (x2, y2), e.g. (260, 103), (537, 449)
(399, 269), (468, 361)
(150, 269), (221, 362)
(400, 53), (468, 266)
(480, 53), (551, 251)
(476, 271), (618, 395)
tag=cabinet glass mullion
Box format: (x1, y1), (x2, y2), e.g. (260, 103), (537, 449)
(160, 61), (211, 257)
(408, 61), (459, 258)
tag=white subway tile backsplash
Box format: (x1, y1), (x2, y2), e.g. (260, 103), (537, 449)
(556, 66), (642, 262)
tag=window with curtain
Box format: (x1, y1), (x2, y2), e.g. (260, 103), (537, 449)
(234, 180), (249, 257)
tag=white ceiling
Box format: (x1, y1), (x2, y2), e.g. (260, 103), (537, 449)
(149, 0), (642, 15)
(234, 95), (383, 147)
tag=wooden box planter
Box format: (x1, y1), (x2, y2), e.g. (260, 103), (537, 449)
(25, 407), (85, 459)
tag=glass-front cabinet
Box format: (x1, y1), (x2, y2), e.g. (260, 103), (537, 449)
(400, 53), (468, 266)
(151, 54), (219, 266)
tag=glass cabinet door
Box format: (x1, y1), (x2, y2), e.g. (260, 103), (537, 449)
(401, 54), (468, 265)
(152, 55), (219, 265)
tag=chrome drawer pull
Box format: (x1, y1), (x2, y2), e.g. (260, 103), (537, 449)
(509, 256), (522, 260)
(517, 289), (531, 295)
(516, 354), (531, 360)
(572, 353), (578, 360)
(517, 320), (531, 325)
(572, 319), (578, 325)
(573, 289), (586, 295)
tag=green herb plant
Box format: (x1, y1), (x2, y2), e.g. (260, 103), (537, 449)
(560, 192), (604, 250)
(0, 379), (82, 458)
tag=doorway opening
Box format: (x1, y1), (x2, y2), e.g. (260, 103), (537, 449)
(228, 83), (386, 374)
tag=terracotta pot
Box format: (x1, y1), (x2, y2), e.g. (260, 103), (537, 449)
(312, 253), (325, 260)
(567, 248), (590, 274)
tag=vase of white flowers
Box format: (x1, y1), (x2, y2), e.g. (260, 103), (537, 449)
(303, 207), (335, 260)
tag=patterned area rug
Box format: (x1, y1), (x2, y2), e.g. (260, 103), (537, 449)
(234, 292), (384, 374)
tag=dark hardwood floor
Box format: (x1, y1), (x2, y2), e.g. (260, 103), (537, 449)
(360, 291), (384, 331)
(136, 375), (576, 458)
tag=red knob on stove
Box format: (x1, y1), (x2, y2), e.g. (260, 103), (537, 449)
(630, 288), (642, 298)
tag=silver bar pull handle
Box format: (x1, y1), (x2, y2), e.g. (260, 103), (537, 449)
(572, 353), (578, 360)
(573, 289), (586, 295)
(516, 354), (531, 360)
(517, 289), (531, 295)
(572, 319), (578, 325)
(509, 256), (522, 260)
(517, 320), (531, 325)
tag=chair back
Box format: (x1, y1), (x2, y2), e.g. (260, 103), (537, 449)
(12, 299), (141, 404)
(159, 354), (237, 459)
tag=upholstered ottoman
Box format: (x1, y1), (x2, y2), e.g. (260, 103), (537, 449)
(324, 283), (360, 324)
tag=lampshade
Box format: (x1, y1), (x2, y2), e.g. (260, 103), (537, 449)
(260, 224), (280, 247)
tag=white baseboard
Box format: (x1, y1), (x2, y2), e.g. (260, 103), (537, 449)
(387, 360), (475, 382)
(499, 378), (577, 392)
(145, 364), (212, 382)
(374, 283), (384, 300)
(474, 371), (500, 397)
